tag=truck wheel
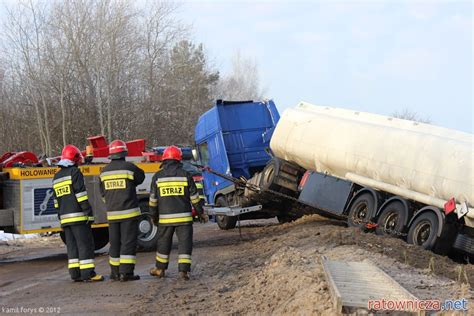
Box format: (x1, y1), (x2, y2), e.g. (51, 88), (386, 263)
(347, 193), (375, 228)
(91, 227), (109, 250)
(407, 212), (439, 250)
(59, 227), (109, 251)
(277, 202), (300, 223)
(215, 196), (237, 230)
(260, 158), (281, 191)
(137, 199), (159, 251)
(375, 202), (406, 237)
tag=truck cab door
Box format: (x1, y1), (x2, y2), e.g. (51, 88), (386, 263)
(197, 133), (233, 205)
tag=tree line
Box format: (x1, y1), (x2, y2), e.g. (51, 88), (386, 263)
(0, 0), (264, 156)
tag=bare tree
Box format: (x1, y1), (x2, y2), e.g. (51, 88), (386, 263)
(1, 0), (58, 155)
(214, 51), (265, 101)
(140, 1), (187, 107)
(135, 40), (219, 144)
(392, 108), (432, 124)
(0, 0), (219, 154)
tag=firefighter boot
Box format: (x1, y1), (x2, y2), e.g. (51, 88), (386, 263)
(179, 271), (190, 281)
(109, 272), (120, 281)
(84, 274), (104, 282)
(149, 267), (165, 278)
(120, 273), (140, 282)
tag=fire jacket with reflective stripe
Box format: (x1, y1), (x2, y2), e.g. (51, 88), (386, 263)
(149, 159), (204, 226)
(99, 158), (145, 222)
(52, 166), (93, 227)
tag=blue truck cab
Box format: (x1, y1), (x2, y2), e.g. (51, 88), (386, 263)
(194, 100), (279, 206)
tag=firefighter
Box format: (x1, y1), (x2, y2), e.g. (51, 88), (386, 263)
(100, 140), (145, 282)
(53, 145), (103, 282)
(149, 145), (207, 280)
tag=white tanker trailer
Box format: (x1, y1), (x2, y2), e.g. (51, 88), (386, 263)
(261, 102), (473, 256)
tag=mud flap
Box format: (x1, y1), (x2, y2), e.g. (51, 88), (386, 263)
(433, 214), (458, 255)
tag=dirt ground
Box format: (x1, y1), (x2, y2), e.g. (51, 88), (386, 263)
(0, 215), (472, 315)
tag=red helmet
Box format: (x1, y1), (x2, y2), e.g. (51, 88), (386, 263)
(162, 146), (182, 161)
(61, 145), (83, 164)
(109, 140), (128, 159)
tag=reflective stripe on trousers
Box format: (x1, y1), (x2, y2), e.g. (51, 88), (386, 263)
(68, 258), (80, 269)
(109, 257), (120, 266)
(79, 259), (95, 270)
(178, 254), (192, 264)
(120, 255), (136, 264)
(156, 252), (169, 263)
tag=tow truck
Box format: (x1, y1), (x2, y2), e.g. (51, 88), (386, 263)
(0, 136), (203, 251)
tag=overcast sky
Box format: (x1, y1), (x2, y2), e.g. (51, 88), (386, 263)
(180, 0), (472, 133)
(0, 0), (471, 133)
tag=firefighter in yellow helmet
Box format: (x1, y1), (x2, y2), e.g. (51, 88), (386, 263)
(53, 145), (103, 282)
(149, 146), (207, 280)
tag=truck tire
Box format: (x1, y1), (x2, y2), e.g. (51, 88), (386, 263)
(59, 226), (109, 251)
(136, 199), (159, 251)
(260, 158), (281, 191)
(91, 227), (109, 250)
(347, 193), (375, 228)
(407, 212), (439, 250)
(215, 196), (237, 230)
(375, 202), (406, 237)
(277, 201), (300, 223)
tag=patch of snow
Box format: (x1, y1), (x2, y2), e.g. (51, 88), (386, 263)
(0, 230), (37, 241)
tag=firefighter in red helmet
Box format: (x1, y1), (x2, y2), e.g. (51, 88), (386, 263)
(149, 145), (207, 280)
(100, 140), (145, 281)
(53, 145), (103, 282)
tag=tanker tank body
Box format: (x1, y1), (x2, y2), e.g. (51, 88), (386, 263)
(267, 102), (474, 256)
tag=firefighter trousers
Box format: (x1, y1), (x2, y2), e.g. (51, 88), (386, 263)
(155, 225), (193, 272)
(64, 223), (96, 280)
(108, 219), (138, 275)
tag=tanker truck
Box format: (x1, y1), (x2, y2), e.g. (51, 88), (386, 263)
(195, 100), (474, 257)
